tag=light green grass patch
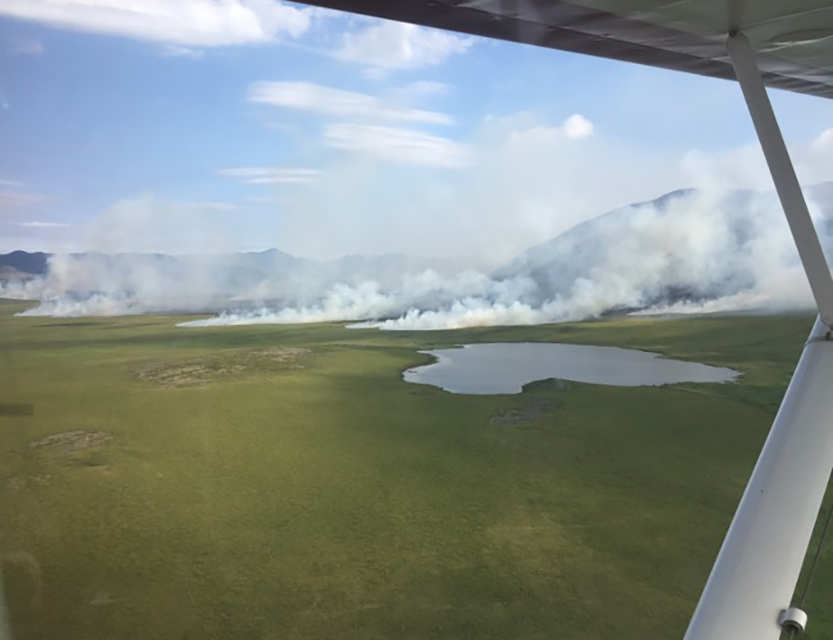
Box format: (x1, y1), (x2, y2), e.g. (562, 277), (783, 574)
(0, 301), (829, 639)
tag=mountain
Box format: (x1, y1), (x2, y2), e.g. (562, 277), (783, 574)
(493, 183), (833, 312)
(0, 250), (50, 276)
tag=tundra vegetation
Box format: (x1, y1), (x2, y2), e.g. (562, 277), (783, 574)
(0, 299), (830, 639)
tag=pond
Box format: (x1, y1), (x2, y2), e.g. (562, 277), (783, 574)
(403, 342), (738, 395)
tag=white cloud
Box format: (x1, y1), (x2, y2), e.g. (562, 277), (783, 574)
(324, 123), (469, 168)
(509, 114), (594, 146)
(11, 221), (70, 228)
(337, 20), (474, 73)
(563, 114), (594, 139)
(0, 179), (25, 189)
(0, 0), (311, 47)
(247, 81), (452, 125)
(218, 167), (321, 184)
(8, 37), (45, 56)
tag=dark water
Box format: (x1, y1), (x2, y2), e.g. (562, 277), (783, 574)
(403, 342), (738, 395)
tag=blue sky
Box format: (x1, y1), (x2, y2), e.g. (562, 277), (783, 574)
(1, 1), (832, 264)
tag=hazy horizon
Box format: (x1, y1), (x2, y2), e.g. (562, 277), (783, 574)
(2, 185), (823, 328)
(2, 2), (832, 328)
(2, 2), (833, 267)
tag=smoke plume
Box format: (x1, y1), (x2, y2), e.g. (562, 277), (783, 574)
(10, 185), (829, 329)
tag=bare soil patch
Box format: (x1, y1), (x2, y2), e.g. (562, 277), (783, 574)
(28, 431), (114, 455)
(136, 347), (312, 388)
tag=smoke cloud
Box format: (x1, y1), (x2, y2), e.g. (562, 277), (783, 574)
(8, 183), (832, 330)
(23, 187), (793, 329)
(179, 187), (824, 329)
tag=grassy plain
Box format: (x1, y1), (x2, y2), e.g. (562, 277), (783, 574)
(0, 299), (830, 639)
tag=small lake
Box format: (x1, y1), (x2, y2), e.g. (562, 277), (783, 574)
(403, 343), (738, 395)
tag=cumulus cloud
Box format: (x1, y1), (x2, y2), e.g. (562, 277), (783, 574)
(324, 123), (470, 168)
(337, 20), (474, 73)
(218, 167), (321, 185)
(247, 81), (452, 125)
(563, 114), (594, 139)
(509, 114), (595, 146)
(0, 0), (311, 47)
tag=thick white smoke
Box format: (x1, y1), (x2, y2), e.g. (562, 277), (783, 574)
(183, 187), (820, 330)
(178, 270), (538, 327)
(0, 277), (47, 301)
(12, 186), (826, 329)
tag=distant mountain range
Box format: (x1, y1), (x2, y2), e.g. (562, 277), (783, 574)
(0, 250), (50, 278)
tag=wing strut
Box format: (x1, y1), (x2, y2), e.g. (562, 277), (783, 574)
(684, 31), (833, 640)
(727, 32), (833, 327)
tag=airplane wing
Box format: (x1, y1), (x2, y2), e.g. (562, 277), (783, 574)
(299, 0), (833, 99)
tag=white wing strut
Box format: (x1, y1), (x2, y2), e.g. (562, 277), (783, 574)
(727, 31), (833, 327)
(684, 31), (833, 640)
